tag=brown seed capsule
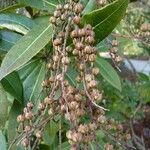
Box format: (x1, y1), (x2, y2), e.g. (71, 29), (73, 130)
(69, 101), (79, 110)
(88, 80), (97, 88)
(36, 131), (42, 139)
(72, 49), (78, 55)
(56, 4), (63, 10)
(25, 125), (32, 133)
(111, 40), (119, 47)
(21, 138), (29, 147)
(78, 63), (85, 71)
(89, 54), (96, 62)
(66, 130), (72, 139)
(71, 30), (78, 38)
(49, 76), (54, 83)
(53, 55), (59, 62)
(38, 103), (45, 111)
(48, 108), (54, 116)
(41, 80), (50, 88)
(62, 57), (70, 65)
(78, 28), (86, 37)
(74, 3), (84, 14)
(44, 97), (52, 105)
(140, 23), (150, 32)
(58, 31), (65, 38)
(53, 38), (62, 46)
(85, 74), (92, 82)
(85, 36), (95, 44)
(17, 114), (25, 122)
(61, 14), (67, 21)
(84, 46), (93, 54)
(64, 3), (70, 10)
(73, 16), (81, 24)
(75, 42), (84, 51)
(75, 93), (82, 101)
(92, 67), (99, 76)
(25, 111), (33, 120)
(47, 63), (52, 69)
(86, 24), (92, 30)
(54, 10), (61, 18)
(27, 102), (33, 110)
(49, 16), (56, 24)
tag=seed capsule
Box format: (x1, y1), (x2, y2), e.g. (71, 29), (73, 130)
(78, 28), (86, 37)
(73, 16), (81, 24)
(75, 42), (84, 51)
(111, 40), (119, 47)
(17, 114), (25, 122)
(53, 38), (62, 46)
(25, 125), (32, 133)
(56, 4), (63, 10)
(25, 111), (33, 120)
(92, 67), (99, 75)
(36, 131), (42, 139)
(21, 138), (29, 147)
(74, 3), (84, 14)
(84, 46), (93, 54)
(44, 97), (53, 105)
(62, 57), (70, 65)
(54, 10), (61, 18)
(89, 54), (96, 62)
(71, 30), (78, 38)
(49, 16), (56, 24)
(38, 103), (46, 111)
(85, 36), (95, 44)
(27, 102), (33, 110)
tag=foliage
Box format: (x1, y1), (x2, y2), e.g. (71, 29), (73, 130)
(0, 0), (149, 149)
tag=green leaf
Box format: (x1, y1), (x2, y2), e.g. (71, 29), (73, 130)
(0, 30), (22, 53)
(96, 57), (122, 91)
(82, 0), (97, 15)
(54, 142), (70, 150)
(18, 59), (46, 103)
(0, 131), (7, 150)
(1, 71), (23, 101)
(82, 0), (129, 42)
(7, 100), (23, 150)
(0, 13), (35, 34)
(0, 23), (52, 81)
(17, 0), (62, 12)
(0, 83), (9, 129)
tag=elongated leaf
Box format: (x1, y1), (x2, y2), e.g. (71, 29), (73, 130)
(7, 100), (23, 150)
(17, 0), (62, 12)
(0, 83), (9, 129)
(0, 23), (52, 80)
(0, 13), (35, 34)
(0, 30), (22, 53)
(82, 0), (97, 15)
(0, 131), (7, 150)
(96, 57), (122, 91)
(1, 71), (23, 101)
(82, 0), (129, 42)
(18, 59), (46, 103)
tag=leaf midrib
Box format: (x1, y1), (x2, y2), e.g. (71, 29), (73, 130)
(94, 0), (127, 29)
(1, 25), (51, 74)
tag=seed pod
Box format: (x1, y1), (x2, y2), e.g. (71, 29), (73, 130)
(73, 16), (81, 24)
(27, 102), (33, 110)
(62, 57), (70, 65)
(92, 67), (99, 76)
(84, 46), (93, 54)
(61, 13), (67, 21)
(111, 40), (119, 47)
(85, 36), (95, 44)
(38, 103), (46, 111)
(64, 3), (70, 10)
(89, 54), (96, 62)
(41, 79), (50, 88)
(72, 49), (78, 55)
(86, 24), (92, 30)
(25, 111), (33, 120)
(78, 28), (86, 37)
(49, 16), (56, 24)
(98, 115), (106, 124)
(75, 42), (84, 51)
(53, 38), (62, 46)
(17, 114), (25, 122)
(36, 131), (42, 139)
(48, 108), (54, 116)
(54, 10), (61, 18)
(69, 101), (79, 110)
(66, 130), (73, 139)
(21, 138), (29, 147)
(88, 80), (97, 88)
(71, 30), (78, 38)
(75, 93), (82, 101)
(78, 63), (85, 71)
(47, 63), (52, 69)
(58, 31), (65, 38)
(53, 55), (59, 62)
(25, 125), (32, 133)
(140, 23), (150, 32)
(49, 76), (54, 83)
(85, 74), (92, 82)
(56, 4), (63, 10)
(44, 97), (52, 105)
(74, 3), (84, 14)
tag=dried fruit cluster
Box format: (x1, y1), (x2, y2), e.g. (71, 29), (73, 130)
(12, 0), (127, 150)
